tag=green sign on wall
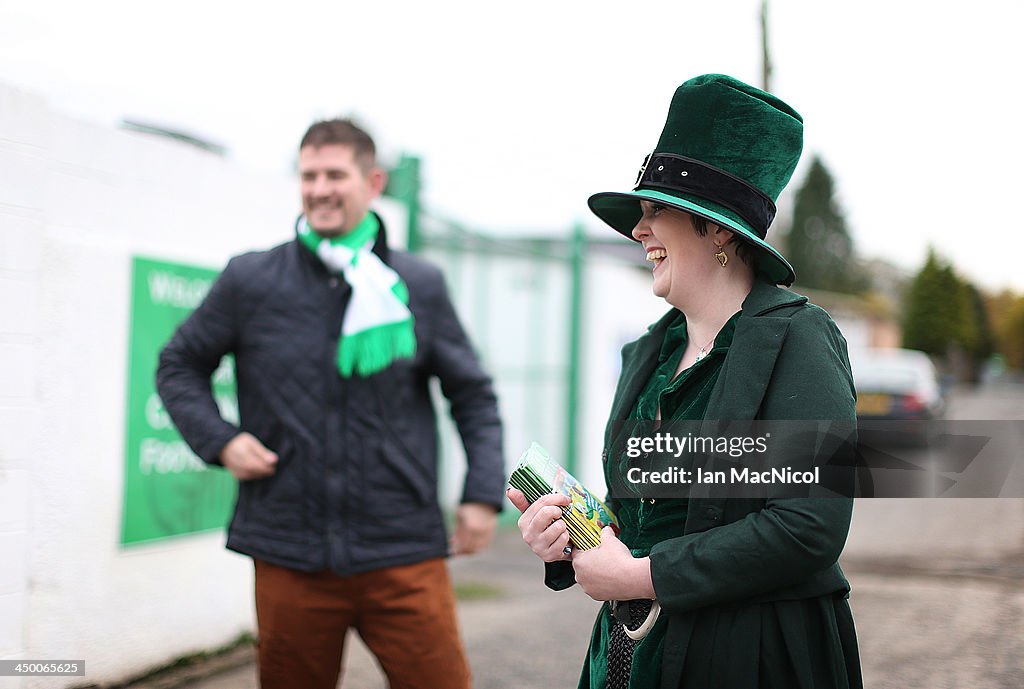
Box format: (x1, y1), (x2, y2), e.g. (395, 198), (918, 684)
(121, 256), (238, 545)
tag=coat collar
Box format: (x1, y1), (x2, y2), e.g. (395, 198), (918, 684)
(295, 211), (392, 273)
(740, 277), (807, 317)
(605, 280), (807, 438)
(706, 279), (808, 419)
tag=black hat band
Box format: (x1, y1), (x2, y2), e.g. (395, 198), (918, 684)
(634, 153), (776, 238)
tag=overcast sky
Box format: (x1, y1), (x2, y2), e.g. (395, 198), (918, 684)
(3, 0), (1022, 291)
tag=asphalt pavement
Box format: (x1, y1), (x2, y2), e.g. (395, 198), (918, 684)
(113, 526), (1024, 689)
(117, 385), (1024, 689)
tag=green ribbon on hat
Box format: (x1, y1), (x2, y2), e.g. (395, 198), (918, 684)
(298, 213), (416, 377)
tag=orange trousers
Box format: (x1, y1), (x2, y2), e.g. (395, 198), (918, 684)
(254, 557), (471, 689)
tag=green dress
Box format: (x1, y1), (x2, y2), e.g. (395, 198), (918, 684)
(545, 280), (862, 689)
(583, 311), (736, 689)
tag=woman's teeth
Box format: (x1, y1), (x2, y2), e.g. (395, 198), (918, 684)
(646, 249), (667, 262)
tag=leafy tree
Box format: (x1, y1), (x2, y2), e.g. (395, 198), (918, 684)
(961, 282), (995, 362)
(989, 291), (1024, 371)
(784, 155), (867, 293)
(902, 250), (993, 378)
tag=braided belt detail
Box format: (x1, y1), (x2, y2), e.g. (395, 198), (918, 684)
(606, 599), (659, 689)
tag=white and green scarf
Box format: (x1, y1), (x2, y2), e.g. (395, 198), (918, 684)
(298, 213), (416, 377)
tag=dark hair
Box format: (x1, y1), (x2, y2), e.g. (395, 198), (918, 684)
(690, 213), (756, 266)
(299, 119), (376, 171)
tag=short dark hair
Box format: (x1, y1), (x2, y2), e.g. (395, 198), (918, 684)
(300, 119), (376, 171)
(690, 213), (756, 266)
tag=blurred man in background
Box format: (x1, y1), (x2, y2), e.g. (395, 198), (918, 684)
(157, 118), (505, 689)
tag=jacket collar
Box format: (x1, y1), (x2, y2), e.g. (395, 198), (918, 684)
(605, 280), (808, 436)
(740, 277), (807, 316)
(295, 211), (392, 272)
(369, 211), (392, 263)
(706, 280), (807, 419)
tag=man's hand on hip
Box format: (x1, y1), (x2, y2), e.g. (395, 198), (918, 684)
(449, 502), (498, 556)
(219, 432), (278, 480)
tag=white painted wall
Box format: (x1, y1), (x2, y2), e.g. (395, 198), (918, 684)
(0, 82), (408, 688)
(576, 257), (669, 495)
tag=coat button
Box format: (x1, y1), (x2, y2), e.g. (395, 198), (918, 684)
(705, 507), (721, 521)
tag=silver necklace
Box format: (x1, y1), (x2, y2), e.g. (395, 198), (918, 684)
(693, 334), (717, 362)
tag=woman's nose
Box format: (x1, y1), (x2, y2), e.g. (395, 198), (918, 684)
(631, 222), (650, 241)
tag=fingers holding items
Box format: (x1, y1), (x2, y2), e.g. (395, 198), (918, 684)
(571, 527), (656, 602)
(505, 487), (531, 513)
(529, 518), (571, 562)
(508, 490), (656, 600)
(508, 490), (573, 562)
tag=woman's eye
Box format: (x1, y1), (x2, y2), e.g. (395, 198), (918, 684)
(649, 204), (665, 216)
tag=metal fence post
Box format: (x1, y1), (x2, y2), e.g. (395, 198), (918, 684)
(385, 153), (422, 253)
(565, 222), (586, 476)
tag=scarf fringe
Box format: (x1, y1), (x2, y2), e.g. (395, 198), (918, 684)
(337, 318), (417, 377)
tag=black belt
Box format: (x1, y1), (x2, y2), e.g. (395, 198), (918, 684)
(607, 599), (661, 689)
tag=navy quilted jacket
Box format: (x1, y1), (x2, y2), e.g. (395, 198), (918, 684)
(156, 217), (505, 575)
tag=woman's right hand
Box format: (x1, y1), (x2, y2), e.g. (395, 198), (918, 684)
(506, 487), (573, 562)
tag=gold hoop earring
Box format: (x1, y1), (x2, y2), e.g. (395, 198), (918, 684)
(714, 246), (728, 268)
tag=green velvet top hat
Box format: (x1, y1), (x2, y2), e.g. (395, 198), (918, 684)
(589, 74), (802, 286)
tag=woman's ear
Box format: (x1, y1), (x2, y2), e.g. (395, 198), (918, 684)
(712, 226), (736, 245)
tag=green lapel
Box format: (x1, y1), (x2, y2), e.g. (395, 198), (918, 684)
(704, 280), (808, 420)
(602, 309), (678, 447)
(602, 280), (808, 443)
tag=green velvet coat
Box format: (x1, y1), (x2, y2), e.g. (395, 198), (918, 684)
(546, 279), (863, 689)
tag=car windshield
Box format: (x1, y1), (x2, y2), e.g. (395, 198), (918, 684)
(855, 364), (920, 389)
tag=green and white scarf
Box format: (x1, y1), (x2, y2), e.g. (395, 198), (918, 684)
(298, 213), (416, 377)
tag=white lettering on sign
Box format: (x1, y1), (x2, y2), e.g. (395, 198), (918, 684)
(147, 271), (213, 309)
(139, 438), (207, 475)
(145, 393), (172, 430)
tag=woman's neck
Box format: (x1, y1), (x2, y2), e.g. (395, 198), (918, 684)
(672, 269), (754, 356)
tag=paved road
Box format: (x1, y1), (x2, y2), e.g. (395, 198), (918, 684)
(134, 529), (1024, 689)
(126, 385), (1024, 688)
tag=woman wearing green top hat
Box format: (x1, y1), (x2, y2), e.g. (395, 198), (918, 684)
(508, 74), (862, 689)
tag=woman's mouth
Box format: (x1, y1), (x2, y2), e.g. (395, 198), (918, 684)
(646, 248), (667, 267)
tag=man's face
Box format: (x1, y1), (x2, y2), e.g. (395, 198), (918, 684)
(299, 144), (386, 237)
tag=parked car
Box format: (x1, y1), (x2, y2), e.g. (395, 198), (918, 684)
(851, 348), (945, 421)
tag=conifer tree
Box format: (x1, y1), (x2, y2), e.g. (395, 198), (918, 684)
(902, 249), (981, 363)
(785, 156), (866, 293)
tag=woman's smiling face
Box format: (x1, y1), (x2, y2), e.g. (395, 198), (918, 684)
(631, 201), (721, 305)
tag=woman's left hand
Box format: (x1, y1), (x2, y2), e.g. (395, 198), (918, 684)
(572, 527), (656, 602)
